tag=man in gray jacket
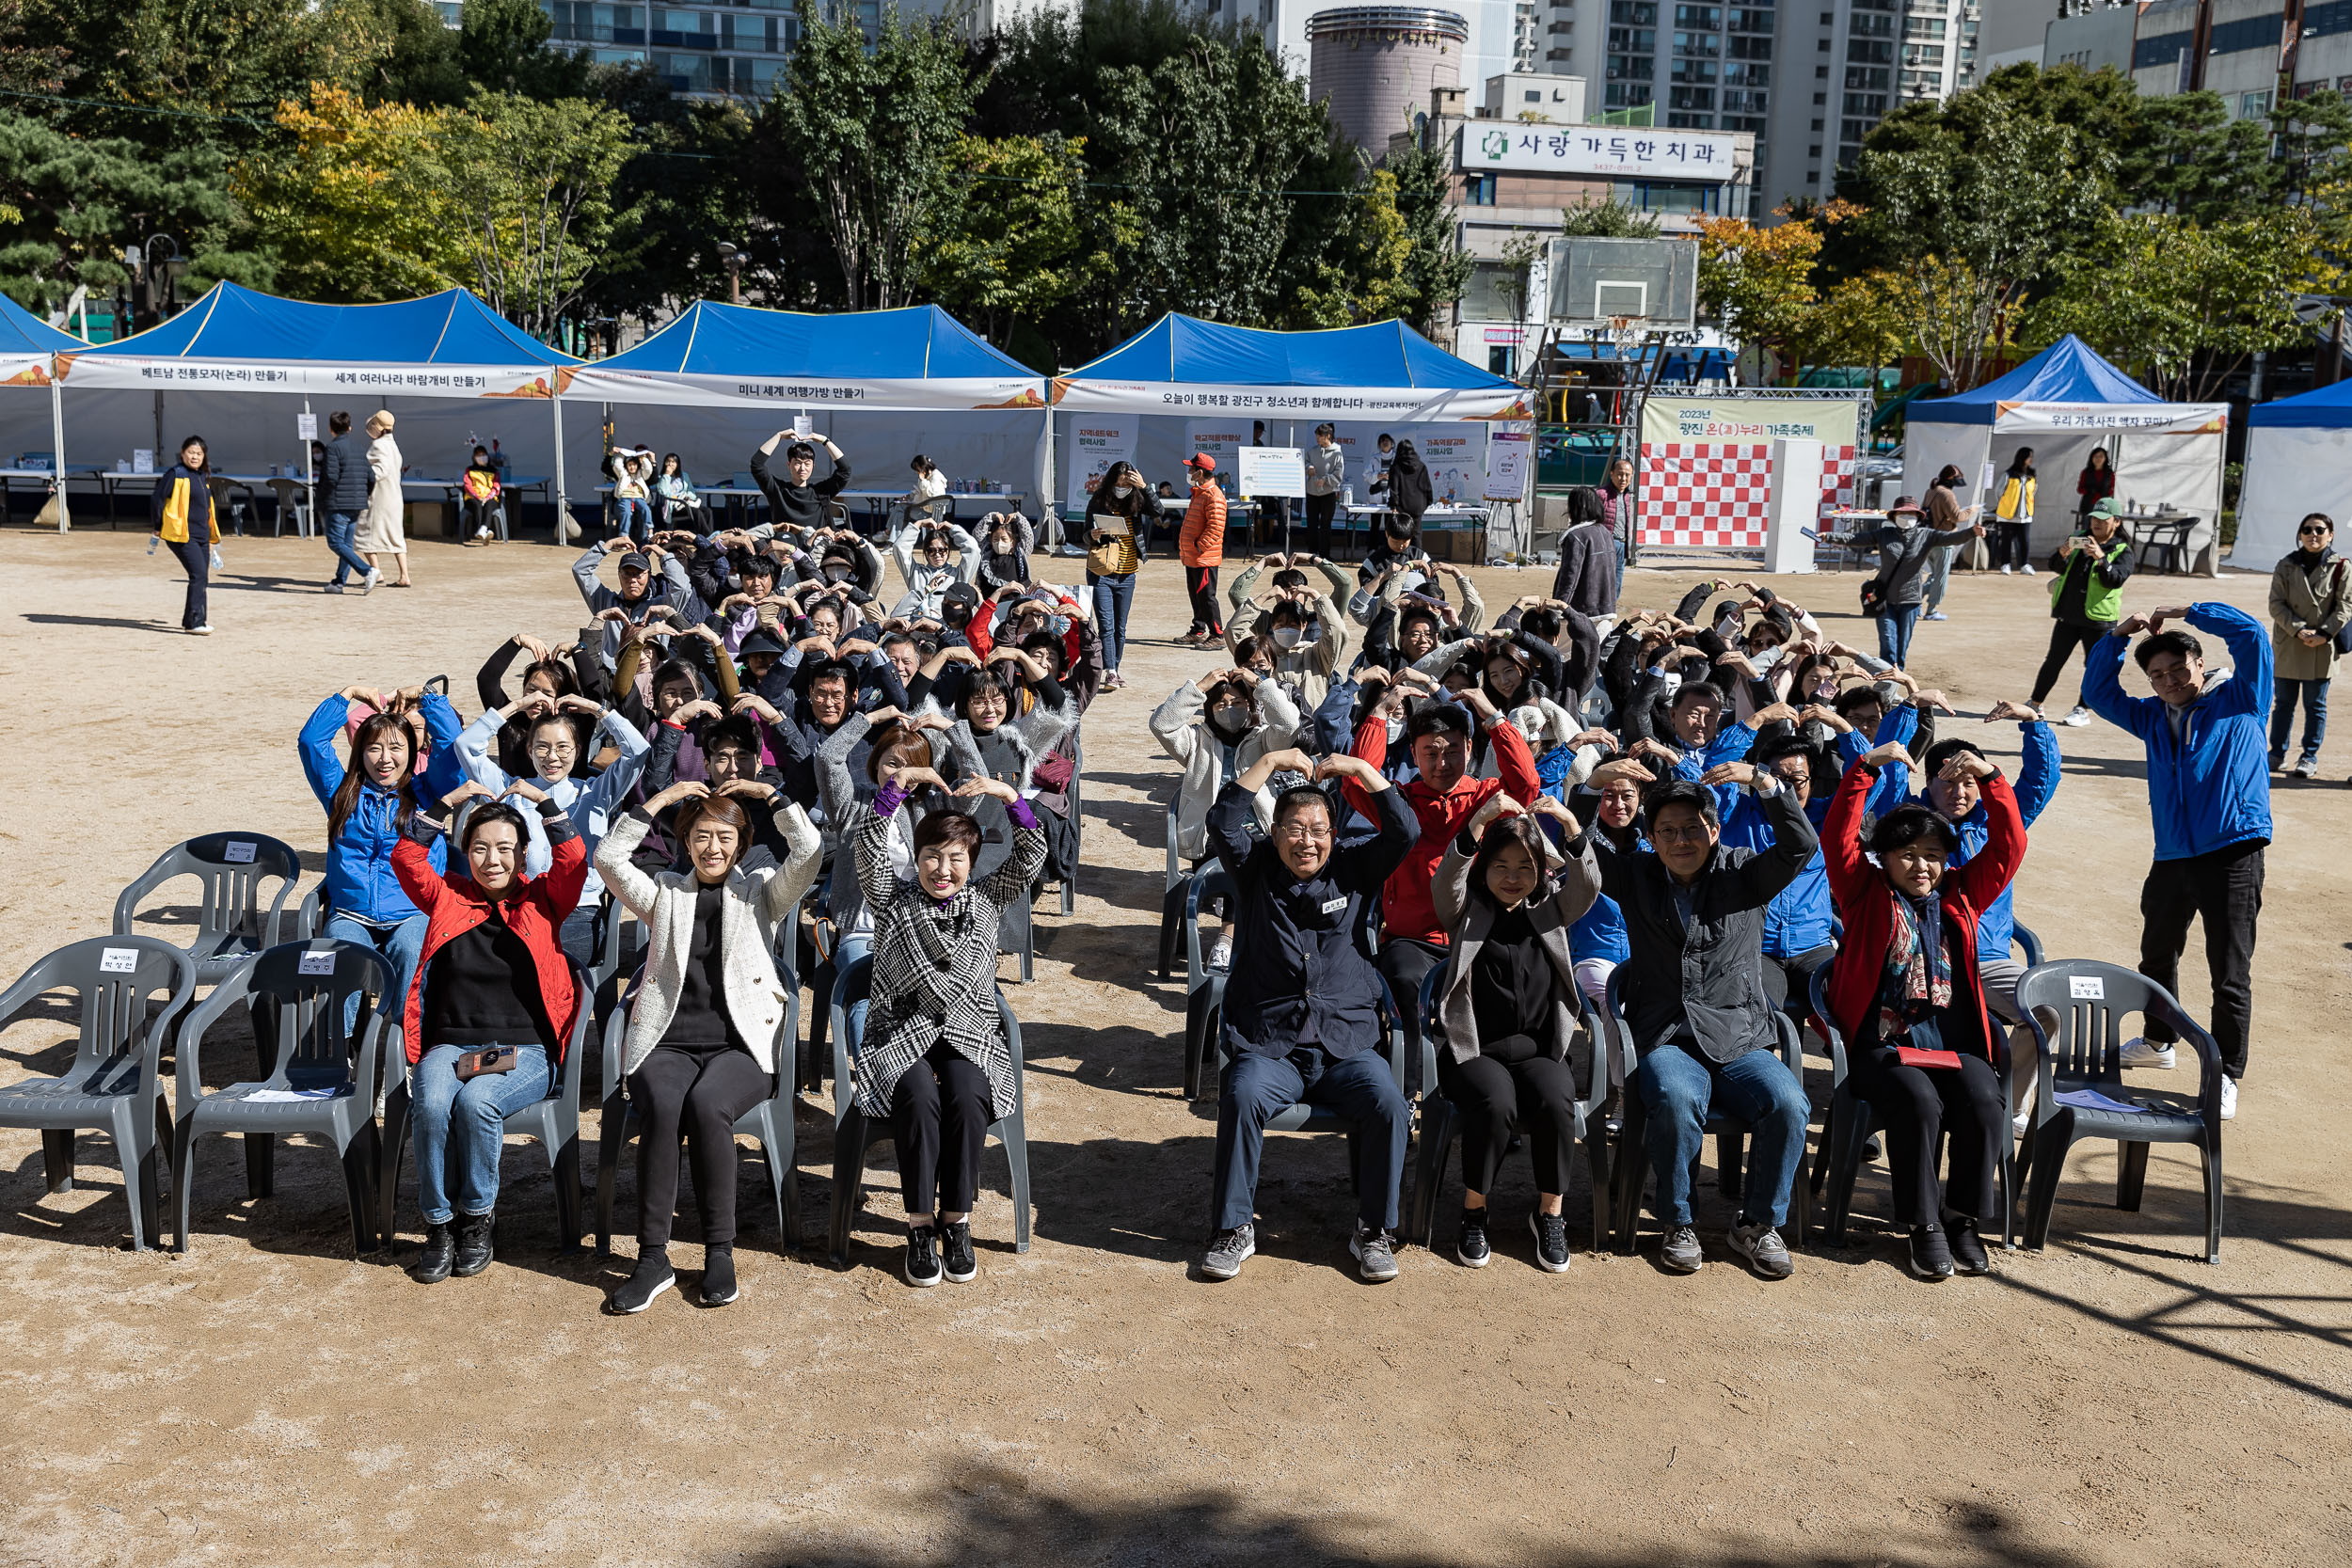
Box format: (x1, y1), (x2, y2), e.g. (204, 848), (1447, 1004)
(318, 411), (374, 594)
(1302, 422), (1344, 558)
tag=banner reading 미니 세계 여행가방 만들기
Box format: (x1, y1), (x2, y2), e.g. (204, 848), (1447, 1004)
(1637, 395), (1861, 550)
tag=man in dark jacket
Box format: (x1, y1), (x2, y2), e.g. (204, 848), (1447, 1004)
(1583, 767), (1817, 1279)
(750, 429), (852, 534)
(319, 411), (373, 594)
(1202, 746), (1418, 1285)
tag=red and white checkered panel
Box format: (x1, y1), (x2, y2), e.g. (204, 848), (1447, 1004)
(1637, 442), (1857, 550)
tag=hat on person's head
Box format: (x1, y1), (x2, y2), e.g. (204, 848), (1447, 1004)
(618, 551), (652, 573)
(943, 580), (982, 610)
(1887, 495), (1923, 516)
(738, 627), (789, 658)
(1186, 452), (1216, 472)
(2088, 497), (2122, 521)
(368, 409), (395, 432)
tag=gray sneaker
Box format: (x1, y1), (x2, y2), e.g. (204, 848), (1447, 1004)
(1200, 1223), (1255, 1281)
(1661, 1224), (1704, 1273)
(1350, 1223), (1399, 1282)
(1728, 1221), (1794, 1279)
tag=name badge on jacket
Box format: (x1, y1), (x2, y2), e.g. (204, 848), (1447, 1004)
(1320, 896), (1347, 915)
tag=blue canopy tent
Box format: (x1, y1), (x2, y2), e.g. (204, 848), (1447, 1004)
(0, 293), (83, 527)
(2240, 379), (2352, 565)
(1050, 314), (1533, 538)
(1902, 335), (2228, 570)
(55, 282), (580, 531)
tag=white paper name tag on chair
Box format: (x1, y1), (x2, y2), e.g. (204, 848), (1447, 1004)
(223, 841), (257, 864)
(298, 952), (338, 977)
(100, 947), (139, 974)
(2070, 975), (2105, 1000)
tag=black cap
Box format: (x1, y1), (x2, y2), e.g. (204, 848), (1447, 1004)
(943, 581), (982, 609)
(738, 627), (789, 658)
(619, 551), (652, 573)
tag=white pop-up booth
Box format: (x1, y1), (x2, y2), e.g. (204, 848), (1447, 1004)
(1902, 336), (2229, 573)
(2236, 377), (2352, 567)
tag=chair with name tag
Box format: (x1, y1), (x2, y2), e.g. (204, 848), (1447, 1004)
(111, 832), (302, 988)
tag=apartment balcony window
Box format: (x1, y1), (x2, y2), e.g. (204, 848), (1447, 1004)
(1610, 26), (1657, 49)
(1900, 43), (1945, 66)
(1669, 84), (1718, 107)
(1608, 54), (1657, 79)
(1728, 34), (1772, 56)
(1723, 60), (1769, 85)
(1846, 65), (1890, 88)
(1674, 31), (1722, 56)
(1671, 4), (1723, 25)
(1670, 56), (1721, 82)
(1609, 1), (1659, 23)
(1664, 111), (1718, 126)
(1605, 81), (1658, 105)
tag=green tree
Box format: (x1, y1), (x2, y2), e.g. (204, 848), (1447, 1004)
(1557, 194), (1662, 237)
(435, 90), (637, 338)
(458, 0), (593, 101)
(917, 132), (1124, 356)
(770, 0), (975, 311)
(1795, 270), (1910, 377)
(1381, 136), (1471, 337)
(232, 85), (462, 302)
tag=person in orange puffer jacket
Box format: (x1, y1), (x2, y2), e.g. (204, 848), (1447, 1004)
(1178, 451), (1227, 644)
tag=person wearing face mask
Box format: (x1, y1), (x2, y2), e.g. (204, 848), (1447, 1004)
(852, 764), (1046, 1288)
(1228, 567), (1349, 712)
(1152, 668), (1301, 969)
(2031, 498), (2135, 728)
(1085, 461), (1150, 689)
(1820, 741), (2024, 1281)
(1178, 453), (1229, 646)
(390, 779), (587, 1283)
(1857, 490), (1982, 668)
(2265, 511), (2348, 778)
(1200, 747), (1419, 1283)
(1430, 795), (1602, 1271)
(975, 512), (1034, 597)
(594, 779), (821, 1313)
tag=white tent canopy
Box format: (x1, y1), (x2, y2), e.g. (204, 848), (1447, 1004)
(2236, 378), (2352, 567)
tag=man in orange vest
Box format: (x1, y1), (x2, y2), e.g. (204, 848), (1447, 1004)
(1178, 451), (1227, 646)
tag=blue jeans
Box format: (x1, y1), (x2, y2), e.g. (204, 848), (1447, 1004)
(323, 911), (427, 1037)
(2270, 676), (2329, 766)
(832, 932), (873, 1058)
(1922, 543), (1958, 612)
(325, 511), (370, 583)
(1875, 603), (1923, 667)
(615, 498), (652, 544)
(1089, 572), (1136, 671)
(408, 1041), (553, 1223)
(1632, 1038), (1810, 1228)
(1211, 1046), (1410, 1232)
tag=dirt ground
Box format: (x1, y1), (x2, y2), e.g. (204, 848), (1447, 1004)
(1, 523), (2347, 1568)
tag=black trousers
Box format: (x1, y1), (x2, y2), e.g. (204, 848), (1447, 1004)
(629, 1043), (771, 1249)
(1304, 492), (1337, 557)
(1437, 1042), (1578, 1197)
(168, 538), (209, 629)
(2137, 840), (2264, 1077)
(462, 496), (501, 537)
(1994, 520), (2031, 570)
(1760, 942), (1836, 1013)
(1846, 1046), (2004, 1226)
(2030, 620), (2108, 706)
(1185, 565), (1223, 637)
(889, 1040), (993, 1215)
(1376, 937), (1449, 1094)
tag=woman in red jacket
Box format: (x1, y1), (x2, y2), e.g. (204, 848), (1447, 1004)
(390, 778), (588, 1283)
(1821, 741), (2025, 1283)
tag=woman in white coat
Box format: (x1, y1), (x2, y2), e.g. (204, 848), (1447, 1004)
(357, 409), (412, 587)
(594, 779), (821, 1313)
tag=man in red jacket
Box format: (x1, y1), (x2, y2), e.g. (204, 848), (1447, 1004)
(1343, 687), (1542, 1078)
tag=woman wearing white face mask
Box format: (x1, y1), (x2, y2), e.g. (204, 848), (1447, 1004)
(1149, 667), (1300, 968)
(1086, 461), (1151, 689)
(1227, 567), (1350, 711)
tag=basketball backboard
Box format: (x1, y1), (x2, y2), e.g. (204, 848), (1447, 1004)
(1545, 237), (1699, 331)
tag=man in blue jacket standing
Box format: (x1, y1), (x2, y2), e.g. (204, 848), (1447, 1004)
(2084, 602), (2271, 1120)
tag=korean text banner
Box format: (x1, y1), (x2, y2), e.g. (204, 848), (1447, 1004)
(59, 356), (564, 400)
(1638, 396), (1860, 549)
(1458, 124), (1742, 181)
(1051, 378), (1530, 422)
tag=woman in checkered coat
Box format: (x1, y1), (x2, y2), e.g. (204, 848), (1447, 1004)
(852, 763), (1046, 1288)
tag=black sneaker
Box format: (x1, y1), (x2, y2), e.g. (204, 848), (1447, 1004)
(451, 1212), (495, 1277)
(1908, 1223), (1954, 1281)
(904, 1225), (943, 1288)
(411, 1221), (454, 1284)
(941, 1220), (977, 1284)
(700, 1245), (739, 1307)
(1947, 1216), (1991, 1276)
(606, 1249), (675, 1314)
(1528, 1211), (1571, 1274)
(1455, 1206), (1492, 1268)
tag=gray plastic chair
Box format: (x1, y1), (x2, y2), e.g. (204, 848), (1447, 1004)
(1180, 869), (1235, 1101)
(0, 936), (196, 1251)
(1605, 970), (1813, 1254)
(827, 959), (1031, 1267)
(111, 832), (301, 984)
(2015, 960), (2223, 1262)
(1806, 965), (2019, 1251)
(1157, 801), (1192, 980)
(376, 961), (593, 1256)
(1407, 961), (1614, 1255)
(169, 941), (392, 1255)
(594, 966), (803, 1257)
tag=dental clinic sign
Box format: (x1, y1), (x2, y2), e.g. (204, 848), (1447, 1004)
(1460, 124), (1742, 182)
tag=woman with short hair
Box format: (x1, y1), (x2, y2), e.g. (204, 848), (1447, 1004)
(852, 760), (1047, 1287)
(594, 778), (821, 1312)
(2266, 511), (2349, 778)
(390, 779), (588, 1282)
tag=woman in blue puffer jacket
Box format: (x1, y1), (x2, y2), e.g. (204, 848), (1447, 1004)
(298, 684), (465, 1024)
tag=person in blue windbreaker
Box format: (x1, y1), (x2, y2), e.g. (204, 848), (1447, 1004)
(298, 685), (466, 1028)
(2085, 602), (2272, 1122)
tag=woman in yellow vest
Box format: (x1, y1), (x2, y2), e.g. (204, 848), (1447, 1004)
(150, 435), (219, 635)
(1993, 447), (2036, 578)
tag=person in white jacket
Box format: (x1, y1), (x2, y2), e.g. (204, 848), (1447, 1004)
(1149, 667), (1299, 969)
(356, 409), (411, 587)
(453, 690), (651, 971)
(594, 780), (821, 1313)
(888, 516), (981, 621)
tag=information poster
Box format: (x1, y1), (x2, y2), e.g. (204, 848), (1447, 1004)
(1485, 427), (1531, 501)
(1065, 417), (1136, 511)
(1636, 396), (1862, 549)
(1237, 446), (1307, 499)
(1415, 431), (1479, 507)
(1185, 420), (1250, 500)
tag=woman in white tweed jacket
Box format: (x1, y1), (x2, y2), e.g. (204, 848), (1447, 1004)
(852, 762), (1045, 1288)
(593, 779), (820, 1314)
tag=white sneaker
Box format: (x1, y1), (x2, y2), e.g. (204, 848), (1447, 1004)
(2120, 1037), (2176, 1070)
(474, 526), (493, 542)
(2218, 1076), (2237, 1120)
(1207, 935), (1232, 972)
(1998, 564), (2012, 576)
(2012, 1108), (2032, 1136)
(2022, 564), (2037, 577)
(187, 625), (214, 636)
(2293, 757), (2319, 779)
(2062, 706), (2091, 728)
(362, 568), (382, 595)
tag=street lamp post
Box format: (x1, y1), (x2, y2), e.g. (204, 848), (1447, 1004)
(717, 242), (745, 306)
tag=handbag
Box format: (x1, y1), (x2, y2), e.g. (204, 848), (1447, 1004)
(1031, 748), (1076, 791)
(1859, 576), (1887, 616)
(2332, 562), (2352, 657)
